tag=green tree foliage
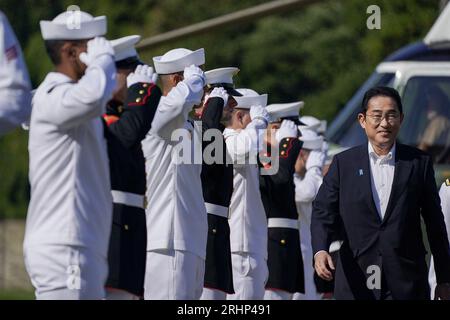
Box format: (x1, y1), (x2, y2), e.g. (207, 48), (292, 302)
(0, 0), (443, 218)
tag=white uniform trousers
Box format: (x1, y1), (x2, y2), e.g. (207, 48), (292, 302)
(227, 252), (268, 300)
(264, 289), (293, 300)
(105, 288), (140, 300)
(292, 217), (321, 300)
(24, 245), (107, 300)
(200, 287), (227, 300)
(144, 249), (205, 300)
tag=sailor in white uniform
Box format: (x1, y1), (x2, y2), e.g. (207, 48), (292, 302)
(0, 10), (31, 135)
(292, 128), (325, 300)
(223, 88), (270, 300)
(299, 115), (329, 157)
(429, 180), (450, 299)
(24, 11), (116, 300)
(142, 48), (207, 300)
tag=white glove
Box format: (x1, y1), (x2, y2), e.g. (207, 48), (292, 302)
(275, 120), (298, 142)
(306, 150), (326, 171)
(79, 37), (114, 66)
(127, 64), (157, 88)
(183, 64), (205, 86)
(205, 87), (228, 107)
(250, 105), (269, 123)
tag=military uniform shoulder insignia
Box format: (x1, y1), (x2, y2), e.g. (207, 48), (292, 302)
(127, 82), (156, 107)
(446, 178), (450, 186)
(279, 138), (294, 158)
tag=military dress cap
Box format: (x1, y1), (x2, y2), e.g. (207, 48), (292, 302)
(299, 115), (321, 132)
(110, 35), (143, 69)
(205, 67), (241, 96)
(40, 11), (107, 40)
(153, 48), (205, 74)
(266, 101), (304, 124)
(299, 128), (324, 150)
(234, 88), (268, 109)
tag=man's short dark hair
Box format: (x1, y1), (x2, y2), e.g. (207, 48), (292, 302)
(44, 40), (85, 65)
(361, 86), (403, 114)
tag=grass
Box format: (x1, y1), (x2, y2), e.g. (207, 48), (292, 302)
(0, 289), (34, 300)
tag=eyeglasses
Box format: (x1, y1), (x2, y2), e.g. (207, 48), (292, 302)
(365, 112), (400, 125)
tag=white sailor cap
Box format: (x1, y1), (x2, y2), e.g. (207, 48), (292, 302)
(234, 88), (268, 109)
(111, 35), (141, 62)
(299, 115), (321, 132)
(40, 11), (107, 40)
(299, 129), (324, 150)
(153, 48), (205, 74)
(266, 101), (304, 124)
(205, 67), (241, 96)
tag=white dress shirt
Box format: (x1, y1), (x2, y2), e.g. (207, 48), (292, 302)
(368, 142), (396, 220)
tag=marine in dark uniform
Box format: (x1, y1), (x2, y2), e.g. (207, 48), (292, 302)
(103, 36), (162, 299)
(259, 103), (305, 299)
(196, 68), (241, 299)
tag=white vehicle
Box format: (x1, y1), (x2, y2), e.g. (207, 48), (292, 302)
(327, 4), (450, 184)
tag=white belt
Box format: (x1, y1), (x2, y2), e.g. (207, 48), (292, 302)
(268, 218), (299, 230)
(111, 190), (145, 209)
(205, 203), (229, 218)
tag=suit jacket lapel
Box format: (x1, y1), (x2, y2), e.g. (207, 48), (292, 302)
(382, 143), (413, 225)
(358, 145), (381, 223)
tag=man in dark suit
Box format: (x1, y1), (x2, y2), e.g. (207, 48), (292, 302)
(312, 86), (450, 300)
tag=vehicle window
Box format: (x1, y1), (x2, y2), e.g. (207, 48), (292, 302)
(399, 76), (450, 164)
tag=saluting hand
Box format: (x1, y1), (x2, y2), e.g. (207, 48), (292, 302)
(79, 37), (114, 66)
(249, 105), (269, 124)
(127, 64), (157, 88)
(275, 119), (298, 143)
(205, 87), (229, 107)
(183, 64), (205, 86)
(314, 251), (335, 281)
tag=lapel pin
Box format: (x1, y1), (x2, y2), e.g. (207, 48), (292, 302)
(359, 169), (364, 176)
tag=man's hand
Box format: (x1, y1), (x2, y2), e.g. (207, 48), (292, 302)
(314, 251), (335, 281)
(183, 64), (205, 86)
(127, 64), (157, 88)
(79, 37), (114, 66)
(205, 87), (228, 107)
(249, 105), (269, 123)
(435, 283), (450, 300)
(275, 119), (298, 143)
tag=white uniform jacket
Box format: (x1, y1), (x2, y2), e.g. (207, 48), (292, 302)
(25, 56), (116, 257)
(142, 77), (208, 259)
(0, 11), (31, 135)
(223, 120), (267, 258)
